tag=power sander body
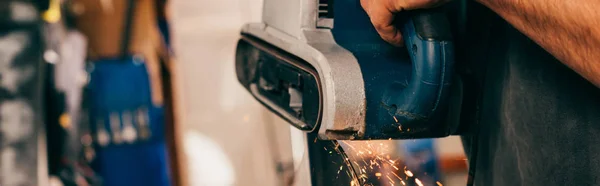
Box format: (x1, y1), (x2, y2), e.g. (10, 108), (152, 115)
(235, 0), (463, 140)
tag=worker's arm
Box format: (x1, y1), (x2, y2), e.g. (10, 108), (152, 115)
(362, 0), (600, 87)
(478, 0), (600, 87)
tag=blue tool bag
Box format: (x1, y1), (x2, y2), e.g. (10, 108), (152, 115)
(87, 57), (170, 186)
(85, 0), (171, 185)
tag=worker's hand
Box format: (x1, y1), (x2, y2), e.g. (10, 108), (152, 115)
(361, 0), (451, 46)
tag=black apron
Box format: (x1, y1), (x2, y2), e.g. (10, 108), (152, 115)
(459, 2), (600, 186)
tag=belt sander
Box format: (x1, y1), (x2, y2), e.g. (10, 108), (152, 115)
(235, 0), (463, 140)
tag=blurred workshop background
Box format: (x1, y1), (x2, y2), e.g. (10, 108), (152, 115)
(0, 0), (467, 185)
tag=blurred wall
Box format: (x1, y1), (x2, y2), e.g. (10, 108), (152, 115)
(170, 0), (292, 185)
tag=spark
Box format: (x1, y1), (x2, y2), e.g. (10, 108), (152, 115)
(404, 170), (414, 177)
(393, 116), (399, 123)
(380, 157), (394, 166)
(353, 161), (361, 168)
(372, 160), (381, 167)
(386, 175), (395, 184)
(415, 178), (424, 186)
(339, 141), (429, 186)
(399, 125), (402, 131)
(437, 181), (444, 186)
(361, 159), (369, 167)
(391, 171), (403, 181)
(369, 160), (376, 167)
(337, 165), (344, 175)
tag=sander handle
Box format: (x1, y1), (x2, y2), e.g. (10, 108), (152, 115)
(387, 9), (455, 125)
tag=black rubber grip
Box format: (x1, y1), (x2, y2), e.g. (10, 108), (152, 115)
(411, 10), (453, 41)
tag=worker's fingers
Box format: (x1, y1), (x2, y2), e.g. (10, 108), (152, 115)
(361, 0), (451, 46)
(361, 0), (404, 46)
(394, 0), (450, 11)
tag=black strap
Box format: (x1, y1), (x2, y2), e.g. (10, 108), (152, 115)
(120, 0), (136, 59)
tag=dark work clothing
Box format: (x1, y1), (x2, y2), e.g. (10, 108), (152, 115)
(459, 3), (600, 186)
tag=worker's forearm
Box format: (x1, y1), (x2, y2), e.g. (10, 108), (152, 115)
(477, 0), (600, 87)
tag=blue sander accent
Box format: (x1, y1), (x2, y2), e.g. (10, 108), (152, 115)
(331, 0), (456, 138)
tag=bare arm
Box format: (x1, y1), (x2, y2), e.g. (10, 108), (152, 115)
(478, 0), (600, 87)
(362, 0), (600, 87)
